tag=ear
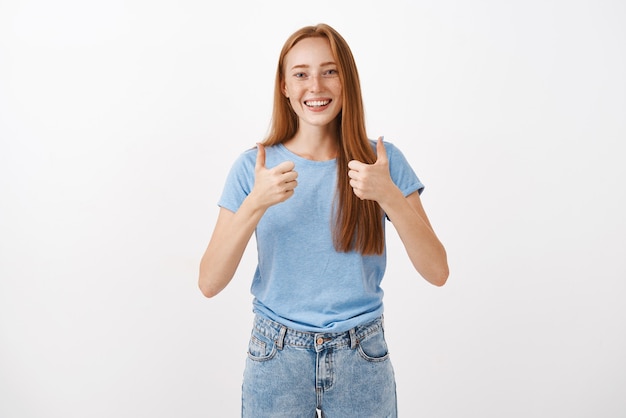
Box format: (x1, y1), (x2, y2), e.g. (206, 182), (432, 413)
(281, 81), (289, 98)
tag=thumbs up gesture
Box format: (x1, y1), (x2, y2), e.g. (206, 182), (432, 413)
(250, 143), (298, 209)
(347, 137), (394, 203)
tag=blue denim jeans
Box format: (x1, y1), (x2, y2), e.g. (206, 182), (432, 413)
(241, 315), (397, 417)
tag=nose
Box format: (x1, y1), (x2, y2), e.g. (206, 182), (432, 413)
(309, 74), (323, 92)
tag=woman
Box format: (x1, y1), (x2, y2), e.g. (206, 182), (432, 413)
(199, 23), (448, 417)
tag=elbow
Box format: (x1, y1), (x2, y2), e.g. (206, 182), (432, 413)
(198, 281), (220, 298)
(198, 269), (222, 298)
(412, 243), (449, 287)
(429, 267), (449, 287)
(428, 248), (449, 287)
(418, 259), (449, 287)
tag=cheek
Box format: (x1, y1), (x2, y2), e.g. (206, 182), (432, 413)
(331, 81), (342, 98)
(285, 84), (302, 99)
(333, 88), (343, 108)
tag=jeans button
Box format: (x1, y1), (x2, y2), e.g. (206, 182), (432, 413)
(316, 337), (324, 345)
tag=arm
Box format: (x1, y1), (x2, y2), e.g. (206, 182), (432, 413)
(198, 144), (298, 297)
(347, 138), (449, 286)
(378, 189), (448, 286)
(198, 204), (263, 298)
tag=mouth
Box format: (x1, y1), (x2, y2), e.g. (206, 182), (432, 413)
(304, 99), (331, 108)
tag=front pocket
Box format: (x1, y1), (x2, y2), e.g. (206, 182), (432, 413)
(247, 332), (277, 362)
(357, 330), (390, 362)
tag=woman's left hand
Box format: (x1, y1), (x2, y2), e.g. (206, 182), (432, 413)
(347, 137), (396, 203)
(349, 137), (449, 285)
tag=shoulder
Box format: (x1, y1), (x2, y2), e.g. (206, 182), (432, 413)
(383, 139), (401, 157)
(231, 145), (261, 169)
(240, 145), (259, 161)
(230, 143), (287, 172)
(368, 138), (404, 161)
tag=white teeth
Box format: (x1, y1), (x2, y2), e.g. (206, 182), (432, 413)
(305, 100), (330, 107)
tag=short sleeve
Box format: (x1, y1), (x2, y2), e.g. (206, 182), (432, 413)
(217, 148), (257, 213)
(384, 141), (424, 196)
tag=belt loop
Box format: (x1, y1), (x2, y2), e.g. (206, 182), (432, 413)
(276, 325), (287, 350)
(349, 327), (358, 349)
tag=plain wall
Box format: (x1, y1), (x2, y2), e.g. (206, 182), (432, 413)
(1, 0), (625, 417)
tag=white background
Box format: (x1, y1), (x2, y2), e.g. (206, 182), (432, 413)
(1, 0), (625, 417)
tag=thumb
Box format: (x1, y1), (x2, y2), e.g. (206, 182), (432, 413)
(375, 136), (388, 164)
(255, 143), (266, 170)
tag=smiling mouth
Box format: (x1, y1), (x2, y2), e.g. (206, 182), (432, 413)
(304, 99), (331, 108)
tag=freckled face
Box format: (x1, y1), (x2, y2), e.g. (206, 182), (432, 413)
(282, 37), (343, 129)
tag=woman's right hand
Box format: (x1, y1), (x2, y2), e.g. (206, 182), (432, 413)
(198, 144), (298, 298)
(249, 143), (298, 209)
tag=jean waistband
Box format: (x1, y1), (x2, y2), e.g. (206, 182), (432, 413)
(252, 315), (384, 352)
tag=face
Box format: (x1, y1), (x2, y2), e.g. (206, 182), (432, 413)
(282, 37), (343, 130)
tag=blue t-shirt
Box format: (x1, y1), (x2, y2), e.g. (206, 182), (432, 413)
(218, 140), (423, 332)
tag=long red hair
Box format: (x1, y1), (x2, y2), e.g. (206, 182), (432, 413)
(263, 24), (384, 255)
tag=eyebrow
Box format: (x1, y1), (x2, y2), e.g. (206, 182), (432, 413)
(290, 61), (337, 70)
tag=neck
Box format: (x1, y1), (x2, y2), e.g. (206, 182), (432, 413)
(284, 125), (339, 161)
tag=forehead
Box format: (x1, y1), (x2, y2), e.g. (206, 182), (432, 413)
(284, 37), (335, 68)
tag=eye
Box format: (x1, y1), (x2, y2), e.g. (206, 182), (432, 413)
(324, 69), (338, 76)
(294, 72), (306, 78)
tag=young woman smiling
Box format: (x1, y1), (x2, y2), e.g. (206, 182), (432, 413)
(199, 23), (448, 418)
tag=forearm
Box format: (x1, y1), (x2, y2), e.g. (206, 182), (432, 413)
(198, 198), (266, 297)
(379, 188), (449, 286)
(199, 148), (299, 297)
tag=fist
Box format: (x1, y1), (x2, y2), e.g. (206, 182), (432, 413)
(252, 143), (298, 208)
